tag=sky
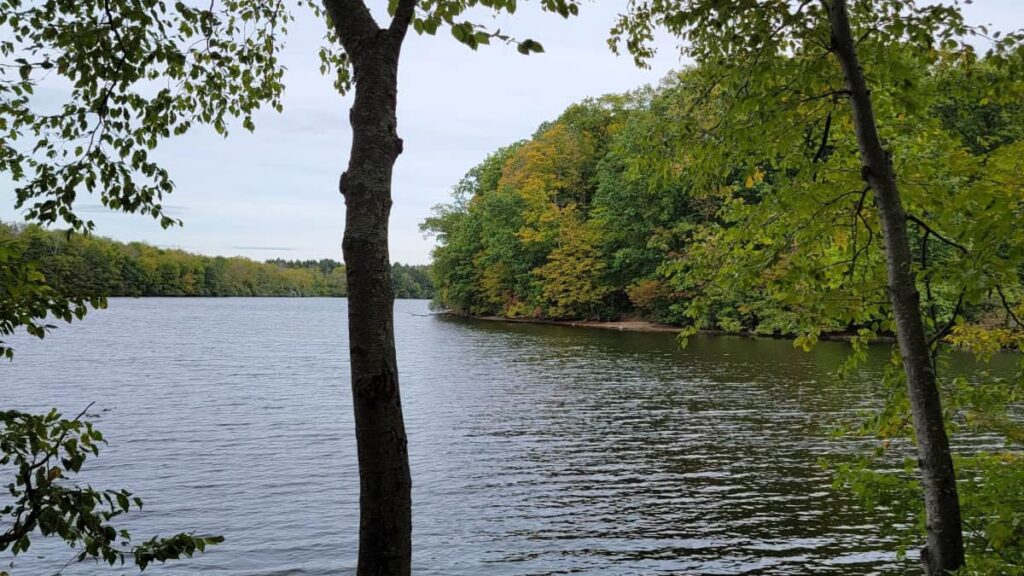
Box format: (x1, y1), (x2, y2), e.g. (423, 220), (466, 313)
(2, 1), (1022, 265)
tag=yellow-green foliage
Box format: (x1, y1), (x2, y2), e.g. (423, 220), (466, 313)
(533, 206), (609, 319)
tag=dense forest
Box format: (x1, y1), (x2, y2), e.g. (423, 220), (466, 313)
(422, 45), (1024, 572)
(0, 224), (434, 299)
(423, 57), (1024, 338)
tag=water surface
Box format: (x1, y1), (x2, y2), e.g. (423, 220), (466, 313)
(1, 298), (969, 575)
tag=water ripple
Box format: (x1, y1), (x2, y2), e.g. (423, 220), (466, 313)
(0, 298), (987, 575)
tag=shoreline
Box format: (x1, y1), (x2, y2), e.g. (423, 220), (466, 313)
(473, 315), (681, 333)
(448, 313), (895, 342)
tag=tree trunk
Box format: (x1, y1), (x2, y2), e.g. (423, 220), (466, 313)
(323, 2), (415, 575)
(825, 1), (965, 574)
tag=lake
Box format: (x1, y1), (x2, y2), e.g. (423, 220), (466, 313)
(1, 298), (976, 575)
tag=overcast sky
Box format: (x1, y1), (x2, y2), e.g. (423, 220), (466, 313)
(2, 1), (1022, 264)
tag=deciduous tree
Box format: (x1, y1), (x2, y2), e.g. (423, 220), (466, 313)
(610, 1), (1023, 572)
(315, 2), (577, 571)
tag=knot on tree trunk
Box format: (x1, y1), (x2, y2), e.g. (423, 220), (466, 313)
(353, 369), (400, 403)
(339, 171), (350, 197)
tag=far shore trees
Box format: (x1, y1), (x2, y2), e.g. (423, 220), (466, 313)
(0, 222), (434, 299)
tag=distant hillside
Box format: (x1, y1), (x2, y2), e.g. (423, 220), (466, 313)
(1, 223), (433, 299)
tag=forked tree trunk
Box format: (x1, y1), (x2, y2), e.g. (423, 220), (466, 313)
(825, 1), (965, 574)
(323, 1), (417, 575)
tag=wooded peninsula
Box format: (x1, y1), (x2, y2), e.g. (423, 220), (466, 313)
(423, 63), (1023, 343)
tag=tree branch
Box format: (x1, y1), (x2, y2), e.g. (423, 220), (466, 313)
(996, 285), (1022, 329)
(905, 214), (969, 255)
(26, 401), (95, 473)
(797, 89), (851, 104)
(927, 289), (964, 350)
(812, 110), (833, 163)
(322, 0), (380, 56)
(389, 0), (417, 36)
(845, 185), (873, 279)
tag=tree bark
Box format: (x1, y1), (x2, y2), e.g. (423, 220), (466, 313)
(323, 1), (417, 574)
(825, 1), (965, 574)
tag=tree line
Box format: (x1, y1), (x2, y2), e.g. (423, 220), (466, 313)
(424, 63), (1024, 334)
(0, 224), (433, 299)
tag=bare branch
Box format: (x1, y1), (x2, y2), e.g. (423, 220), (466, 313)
(845, 185), (873, 279)
(905, 214), (969, 255)
(927, 290), (964, 350)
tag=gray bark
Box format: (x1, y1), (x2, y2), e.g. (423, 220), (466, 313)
(322, 1), (417, 574)
(825, 1), (965, 574)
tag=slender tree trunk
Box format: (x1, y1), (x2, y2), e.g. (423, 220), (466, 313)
(825, 1), (965, 574)
(323, 2), (417, 574)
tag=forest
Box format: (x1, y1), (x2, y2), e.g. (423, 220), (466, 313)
(423, 59), (1024, 336)
(0, 224), (434, 299)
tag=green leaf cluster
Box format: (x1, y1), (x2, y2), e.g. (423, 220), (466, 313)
(0, 230), (95, 359)
(1, 0), (289, 233)
(312, 0), (580, 95)
(0, 407), (223, 573)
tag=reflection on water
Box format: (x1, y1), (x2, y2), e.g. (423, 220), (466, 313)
(4, 298), (1006, 575)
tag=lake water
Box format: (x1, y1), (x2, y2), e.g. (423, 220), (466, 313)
(1, 298), (982, 575)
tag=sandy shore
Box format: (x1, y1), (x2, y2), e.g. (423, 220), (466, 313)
(472, 315), (682, 333)
(450, 313), (894, 342)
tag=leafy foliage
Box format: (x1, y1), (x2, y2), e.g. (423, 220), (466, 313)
(425, 3), (1024, 567)
(0, 407), (223, 574)
(426, 60), (1024, 332)
(311, 0), (580, 95)
(0, 233), (94, 359)
(0, 0), (289, 233)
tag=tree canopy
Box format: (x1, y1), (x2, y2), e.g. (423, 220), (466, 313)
(424, 30), (1024, 572)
